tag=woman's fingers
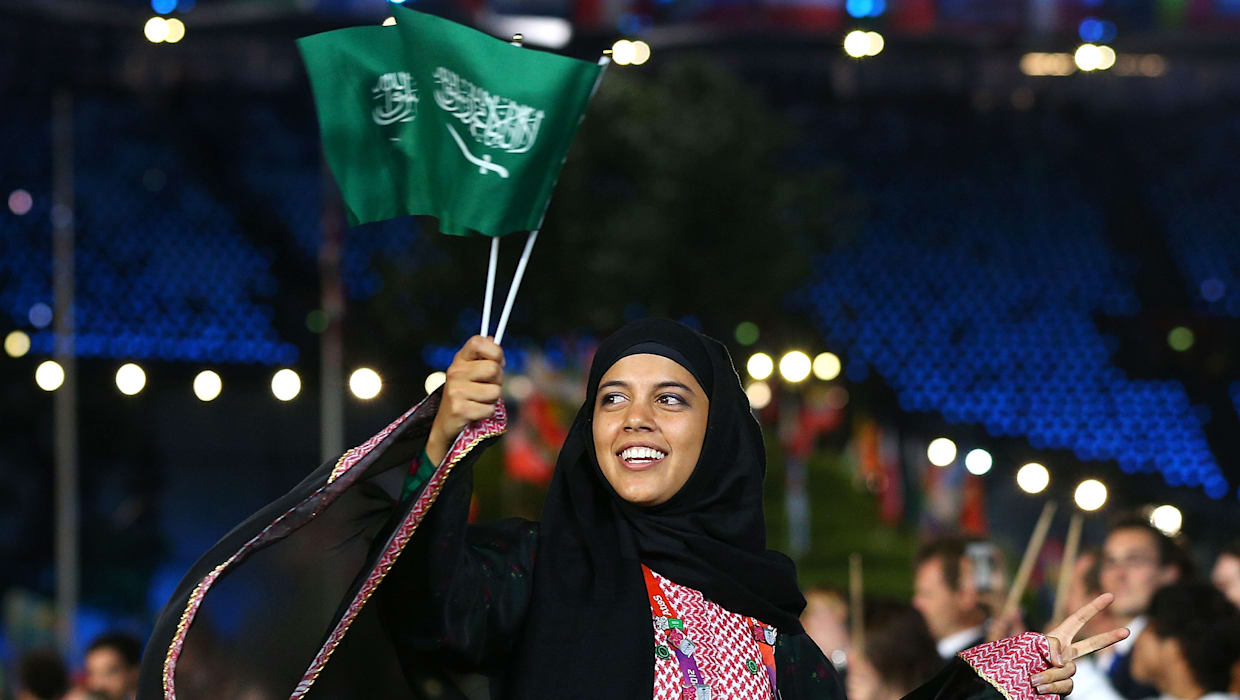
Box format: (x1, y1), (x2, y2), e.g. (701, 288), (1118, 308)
(1067, 627), (1130, 662)
(1035, 679), (1074, 696)
(457, 359), (504, 384)
(1032, 661), (1075, 687)
(1049, 593), (1114, 646)
(457, 335), (505, 365)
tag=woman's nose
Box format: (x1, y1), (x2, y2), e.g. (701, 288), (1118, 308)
(623, 403), (654, 431)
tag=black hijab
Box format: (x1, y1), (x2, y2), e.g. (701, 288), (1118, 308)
(506, 318), (805, 699)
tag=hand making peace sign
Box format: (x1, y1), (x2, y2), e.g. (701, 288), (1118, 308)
(1031, 593), (1131, 696)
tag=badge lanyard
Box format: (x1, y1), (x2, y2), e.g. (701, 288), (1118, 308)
(642, 564), (779, 700)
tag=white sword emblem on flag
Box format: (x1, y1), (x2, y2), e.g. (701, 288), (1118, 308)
(446, 124), (509, 178)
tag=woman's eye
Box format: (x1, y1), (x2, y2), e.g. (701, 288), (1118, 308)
(601, 393), (625, 406)
(658, 393), (686, 406)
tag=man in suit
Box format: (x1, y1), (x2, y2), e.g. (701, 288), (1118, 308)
(912, 537), (990, 659)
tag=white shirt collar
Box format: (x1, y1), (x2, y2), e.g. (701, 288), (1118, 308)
(937, 624), (986, 659)
(1097, 615), (1146, 667)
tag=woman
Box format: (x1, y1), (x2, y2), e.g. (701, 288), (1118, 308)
(139, 319), (1124, 699)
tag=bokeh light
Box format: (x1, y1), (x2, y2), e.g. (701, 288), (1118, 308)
(116, 363), (147, 396)
(165, 18), (186, 43)
(272, 368), (301, 401)
(28, 303), (52, 329)
(964, 448), (993, 475)
(145, 16), (170, 42)
(4, 330), (31, 358)
(812, 352), (841, 381)
(151, 0), (176, 13)
(747, 352), (774, 381)
(193, 370), (222, 401)
(843, 30), (884, 58)
(349, 367), (382, 400)
(8, 189), (32, 215)
(779, 351), (812, 383)
(611, 39), (636, 66)
(1074, 479), (1107, 511)
(36, 361), (64, 391)
(746, 381), (772, 410)
(424, 371), (447, 395)
(1074, 44), (1103, 71)
(1096, 45), (1116, 70)
(506, 375), (534, 402)
(1017, 462), (1050, 494)
(1167, 326), (1194, 352)
(1149, 504), (1183, 536)
(927, 437), (957, 467)
(631, 40), (651, 66)
(734, 321), (759, 346)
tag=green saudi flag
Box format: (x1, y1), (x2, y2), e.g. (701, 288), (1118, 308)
(297, 4), (605, 235)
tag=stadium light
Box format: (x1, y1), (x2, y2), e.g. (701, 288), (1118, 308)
(116, 363), (147, 396)
(964, 448), (993, 475)
(1017, 462), (1050, 494)
(36, 361), (65, 391)
(747, 353), (774, 381)
(779, 351), (812, 383)
(812, 352), (841, 381)
(927, 438), (957, 467)
(272, 368), (301, 401)
(194, 370), (222, 402)
(1150, 505), (1182, 536)
(1074, 479), (1107, 511)
(145, 16), (170, 42)
(349, 367), (382, 400)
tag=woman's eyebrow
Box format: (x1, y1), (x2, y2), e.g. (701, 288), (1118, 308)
(597, 379), (695, 394)
(655, 380), (695, 394)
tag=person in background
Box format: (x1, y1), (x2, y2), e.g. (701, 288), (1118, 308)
(1212, 543), (1240, 610)
(1130, 582), (1240, 700)
(83, 634), (141, 700)
(913, 537), (989, 659)
(16, 650), (69, 700)
(846, 600), (945, 700)
(1082, 514), (1195, 700)
(1067, 548), (1121, 642)
(801, 586), (851, 668)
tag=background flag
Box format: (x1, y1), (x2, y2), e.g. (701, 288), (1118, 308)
(297, 4), (605, 236)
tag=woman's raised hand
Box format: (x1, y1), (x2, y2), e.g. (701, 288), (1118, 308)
(1031, 593), (1130, 696)
(425, 335), (505, 465)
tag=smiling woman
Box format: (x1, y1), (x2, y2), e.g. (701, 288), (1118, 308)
(140, 318), (1126, 700)
(593, 353), (709, 506)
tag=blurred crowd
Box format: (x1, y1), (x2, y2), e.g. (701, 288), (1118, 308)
(10, 634), (139, 700)
(7, 513), (1240, 700)
(801, 514), (1240, 700)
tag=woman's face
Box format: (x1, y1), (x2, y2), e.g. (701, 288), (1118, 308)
(592, 353), (709, 507)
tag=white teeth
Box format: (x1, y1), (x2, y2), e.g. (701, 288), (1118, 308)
(620, 446), (667, 461)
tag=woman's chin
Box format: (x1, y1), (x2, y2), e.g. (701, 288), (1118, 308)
(614, 481), (668, 507)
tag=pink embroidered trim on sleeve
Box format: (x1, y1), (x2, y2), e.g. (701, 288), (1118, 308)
(958, 632), (1057, 700)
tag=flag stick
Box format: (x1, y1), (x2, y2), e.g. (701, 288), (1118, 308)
(1001, 501), (1057, 621)
(481, 236), (499, 337)
(493, 229), (539, 346)
(849, 552), (864, 653)
(1052, 511), (1084, 623)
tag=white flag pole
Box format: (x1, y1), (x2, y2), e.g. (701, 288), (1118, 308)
(493, 229), (538, 346)
(480, 236), (499, 336)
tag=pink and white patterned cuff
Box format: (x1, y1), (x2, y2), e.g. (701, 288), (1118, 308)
(958, 632), (1057, 700)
